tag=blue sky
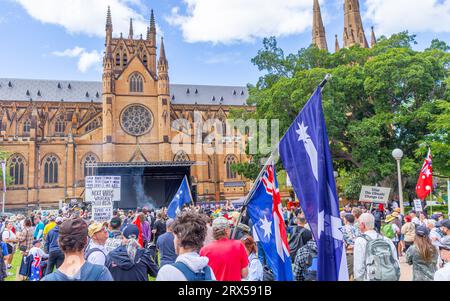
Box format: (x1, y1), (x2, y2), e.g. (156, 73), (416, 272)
(1, 0), (450, 87)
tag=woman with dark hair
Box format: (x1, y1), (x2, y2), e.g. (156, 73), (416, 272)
(241, 235), (263, 281)
(41, 218), (113, 281)
(18, 218), (34, 252)
(406, 225), (438, 281)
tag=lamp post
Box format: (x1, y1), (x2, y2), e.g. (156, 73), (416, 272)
(392, 149), (404, 215)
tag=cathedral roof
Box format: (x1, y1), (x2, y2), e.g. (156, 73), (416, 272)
(0, 78), (249, 106)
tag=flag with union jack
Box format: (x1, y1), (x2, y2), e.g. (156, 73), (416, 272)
(246, 164), (293, 281)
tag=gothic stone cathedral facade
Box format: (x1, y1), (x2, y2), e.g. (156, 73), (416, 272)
(0, 9), (252, 209)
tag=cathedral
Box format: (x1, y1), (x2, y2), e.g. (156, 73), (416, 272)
(0, 1), (373, 209)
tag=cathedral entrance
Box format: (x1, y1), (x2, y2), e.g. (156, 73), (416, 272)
(89, 162), (194, 210)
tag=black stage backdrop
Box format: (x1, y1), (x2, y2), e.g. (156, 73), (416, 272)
(94, 164), (191, 210)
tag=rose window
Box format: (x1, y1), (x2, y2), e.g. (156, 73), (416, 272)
(120, 104), (153, 136)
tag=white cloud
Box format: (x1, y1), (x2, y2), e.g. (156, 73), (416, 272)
(165, 0), (317, 44)
(14, 0), (156, 38)
(364, 0), (450, 35)
(204, 52), (242, 64)
(52, 47), (101, 73)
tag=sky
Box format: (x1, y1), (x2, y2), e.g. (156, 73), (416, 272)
(1, 0), (450, 87)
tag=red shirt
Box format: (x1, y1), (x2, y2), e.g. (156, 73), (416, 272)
(200, 238), (249, 281)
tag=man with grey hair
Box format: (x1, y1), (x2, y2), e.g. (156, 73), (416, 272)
(200, 217), (249, 281)
(156, 218), (177, 267)
(353, 213), (400, 281)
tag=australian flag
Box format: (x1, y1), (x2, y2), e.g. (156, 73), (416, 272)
(247, 164), (293, 281)
(279, 87), (348, 281)
(167, 176), (193, 219)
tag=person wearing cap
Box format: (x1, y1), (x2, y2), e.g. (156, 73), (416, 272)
(439, 219), (450, 237)
(106, 224), (159, 281)
(406, 225), (438, 281)
(105, 217), (123, 253)
(200, 217), (249, 281)
(85, 223), (109, 266)
(44, 217), (65, 275)
(434, 236), (450, 281)
(43, 215), (57, 239)
(29, 239), (48, 281)
(383, 212), (401, 256)
(156, 218), (177, 267)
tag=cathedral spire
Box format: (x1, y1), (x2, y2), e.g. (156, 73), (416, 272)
(312, 0), (328, 51)
(343, 0), (369, 48)
(147, 9), (156, 44)
(106, 6), (112, 31)
(335, 34), (340, 52)
(371, 26), (377, 48)
(129, 18), (134, 39)
(159, 37), (167, 66)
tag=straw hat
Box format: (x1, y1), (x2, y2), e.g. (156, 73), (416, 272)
(385, 214), (397, 223)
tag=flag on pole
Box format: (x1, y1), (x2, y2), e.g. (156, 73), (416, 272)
(1, 160), (6, 193)
(416, 148), (433, 200)
(167, 176), (193, 219)
(278, 86), (348, 281)
(246, 164), (293, 281)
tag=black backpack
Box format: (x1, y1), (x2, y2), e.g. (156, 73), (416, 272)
(288, 227), (306, 261)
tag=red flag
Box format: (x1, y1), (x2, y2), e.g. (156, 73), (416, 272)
(416, 148), (433, 200)
(133, 216), (144, 248)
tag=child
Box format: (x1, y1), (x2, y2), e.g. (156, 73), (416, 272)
(28, 240), (48, 281)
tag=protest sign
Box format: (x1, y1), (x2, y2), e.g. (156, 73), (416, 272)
(85, 176), (121, 222)
(359, 186), (391, 204)
(413, 199), (423, 212)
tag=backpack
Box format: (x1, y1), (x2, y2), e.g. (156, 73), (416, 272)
(172, 262), (214, 281)
(381, 224), (395, 239)
(288, 227), (306, 262)
(304, 245), (318, 281)
(362, 234), (400, 281)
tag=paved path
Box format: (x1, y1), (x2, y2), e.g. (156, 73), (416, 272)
(399, 255), (412, 281)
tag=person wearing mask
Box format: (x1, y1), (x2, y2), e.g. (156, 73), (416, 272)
(434, 236), (450, 281)
(156, 219), (177, 267)
(45, 217), (65, 275)
(200, 217), (248, 281)
(41, 218), (113, 281)
(106, 224), (159, 281)
(353, 213), (400, 281)
(43, 216), (57, 240)
(241, 235), (263, 281)
(401, 215), (416, 253)
(105, 217), (123, 253)
(33, 216), (45, 240)
(156, 211), (215, 281)
(2, 221), (18, 272)
(85, 223), (109, 266)
(406, 225), (438, 281)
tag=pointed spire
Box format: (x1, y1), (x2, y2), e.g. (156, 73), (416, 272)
(343, 0), (369, 48)
(147, 9), (156, 41)
(106, 6), (112, 30)
(312, 0), (328, 51)
(129, 18), (134, 39)
(335, 34), (340, 52)
(159, 37), (167, 65)
(371, 26), (377, 48)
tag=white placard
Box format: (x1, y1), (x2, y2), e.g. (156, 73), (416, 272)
(413, 199), (423, 212)
(359, 186), (391, 204)
(85, 176), (121, 222)
(85, 176), (121, 203)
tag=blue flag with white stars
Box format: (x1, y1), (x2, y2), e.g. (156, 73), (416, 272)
(167, 176), (193, 219)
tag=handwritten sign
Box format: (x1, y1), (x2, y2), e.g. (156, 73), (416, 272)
(359, 186), (391, 204)
(85, 176), (121, 222)
(413, 199), (423, 212)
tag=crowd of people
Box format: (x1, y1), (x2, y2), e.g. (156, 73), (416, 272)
(0, 199), (449, 282)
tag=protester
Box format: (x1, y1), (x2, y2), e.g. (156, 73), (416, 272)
(434, 236), (450, 281)
(410, 211), (420, 226)
(203, 215), (214, 247)
(373, 204), (385, 233)
(106, 224), (159, 281)
(418, 212), (428, 227)
(85, 223), (109, 266)
(354, 213), (400, 281)
(43, 216), (56, 239)
(2, 221), (18, 271)
(156, 218), (177, 267)
(288, 214), (313, 261)
(105, 217), (123, 253)
(0, 239), (7, 281)
(383, 213), (401, 257)
(33, 216), (45, 240)
(351, 207), (362, 232)
(41, 218), (113, 281)
(406, 225), (438, 281)
(440, 220), (450, 237)
(200, 217), (248, 281)
(241, 235), (263, 281)
(293, 239), (318, 281)
(29, 240), (48, 281)
(152, 212), (167, 243)
(44, 217), (64, 275)
(341, 214), (358, 280)
(17, 218), (34, 252)
(428, 220), (442, 248)
(401, 215), (416, 253)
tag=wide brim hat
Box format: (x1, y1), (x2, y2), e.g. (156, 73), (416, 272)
(385, 215), (397, 223)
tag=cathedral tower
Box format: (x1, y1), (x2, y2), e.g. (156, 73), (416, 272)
(312, 0), (328, 51)
(343, 0), (369, 48)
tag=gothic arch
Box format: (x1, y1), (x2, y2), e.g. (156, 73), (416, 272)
(81, 152), (99, 178)
(8, 153), (26, 186)
(129, 72), (144, 93)
(42, 154), (60, 184)
(224, 155), (238, 179)
(173, 151), (190, 162)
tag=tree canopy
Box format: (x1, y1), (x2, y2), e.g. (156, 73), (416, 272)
(233, 32), (450, 200)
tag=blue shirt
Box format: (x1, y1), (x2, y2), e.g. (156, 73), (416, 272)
(34, 221), (45, 239)
(156, 232), (177, 267)
(41, 261), (113, 281)
(1, 242), (8, 256)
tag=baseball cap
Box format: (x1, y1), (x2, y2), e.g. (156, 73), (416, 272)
(440, 219), (450, 229)
(122, 224), (139, 239)
(88, 222), (104, 238)
(55, 217), (63, 224)
(110, 217), (122, 229)
(437, 236), (450, 251)
(415, 225), (430, 237)
(212, 217), (230, 230)
(32, 239), (42, 246)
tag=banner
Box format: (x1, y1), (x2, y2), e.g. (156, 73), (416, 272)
(1, 160), (6, 193)
(85, 176), (121, 222)
(359, 186), (391, 204)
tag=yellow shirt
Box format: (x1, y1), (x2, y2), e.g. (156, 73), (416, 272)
(43, 221), (56, 238)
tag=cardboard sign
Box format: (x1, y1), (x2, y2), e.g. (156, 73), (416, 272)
(85, 176), (121, 203)
(85, 176), (121, 222)
(359, 186), (391, 204)
(413, 199), (423, 212)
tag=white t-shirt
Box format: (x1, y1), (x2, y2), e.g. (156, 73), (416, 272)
(2, 229), (16, 247)
(434, 263), (450, 281)
(85, 241), (108, 266)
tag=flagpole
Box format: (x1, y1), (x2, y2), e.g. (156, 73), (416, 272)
(231, 74), (332, 240)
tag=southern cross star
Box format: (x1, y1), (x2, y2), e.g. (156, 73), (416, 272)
(259, 215), (272, 239)
(296, 122), (310, 142)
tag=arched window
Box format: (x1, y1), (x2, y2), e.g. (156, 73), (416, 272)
(86, 119), (99, 133)
(225, 155), (238, 179)
(23, 119), (31, 135)
(54, 115), (66, 135)
(83, 153), (98, 178)
(116, 53), (121, 66)
(143, 54), (148, 65)
(43, 155), (59, 184)
(123, 53), (128, 66)
(9, 154), (25, 186)
(174, 151), (190, 162)
(129, 73), (143, 93)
